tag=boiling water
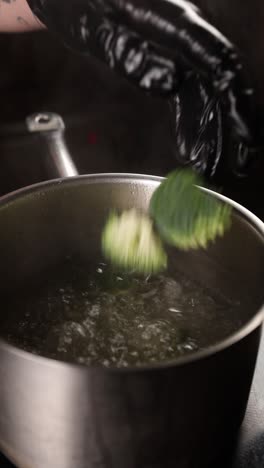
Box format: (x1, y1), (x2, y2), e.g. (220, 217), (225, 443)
(0, 260), (242, 367)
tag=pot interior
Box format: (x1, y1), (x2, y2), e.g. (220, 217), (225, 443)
(0, 175), (263, 366)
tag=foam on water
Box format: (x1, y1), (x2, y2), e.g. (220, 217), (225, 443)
(0, 260), (241, 367)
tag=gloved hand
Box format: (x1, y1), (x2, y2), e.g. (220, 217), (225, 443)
(26, 0), (261, 177)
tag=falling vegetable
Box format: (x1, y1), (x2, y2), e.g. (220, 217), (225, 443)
(101, 169), (232, 274)
(102, 209), (167, 275)
(150, 169), (232, 250)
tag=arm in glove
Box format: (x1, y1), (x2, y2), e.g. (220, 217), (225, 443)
(26, 0), (261, 177)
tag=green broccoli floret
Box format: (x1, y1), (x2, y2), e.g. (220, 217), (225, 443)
(150, 169), (232, 250)
(102, 209), (167, 275)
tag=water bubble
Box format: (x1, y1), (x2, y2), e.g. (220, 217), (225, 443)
(89, 305), (100, 317)
(168, 307), (182, 316)
(2, 260), (241, 367)
(64, 336), (72, 345)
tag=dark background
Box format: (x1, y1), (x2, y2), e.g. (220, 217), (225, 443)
(0, 28), (263, 220)
(0, 31), (175, 194)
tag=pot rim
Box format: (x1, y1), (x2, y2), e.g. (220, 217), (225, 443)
(0, 172), (263, 373)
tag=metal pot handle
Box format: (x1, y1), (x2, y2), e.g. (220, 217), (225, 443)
(26, 112), (78, 179)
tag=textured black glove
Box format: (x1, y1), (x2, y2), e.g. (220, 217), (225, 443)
(27, 0), (261, 177)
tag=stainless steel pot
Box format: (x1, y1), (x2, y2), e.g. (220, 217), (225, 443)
(0, 113), (263, 468)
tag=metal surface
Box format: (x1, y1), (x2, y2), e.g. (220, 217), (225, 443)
(0, 14), (263, 461)
(26, 113), (78, 179)
(0, 113), (263, 468)
(0, 172), (262, 468)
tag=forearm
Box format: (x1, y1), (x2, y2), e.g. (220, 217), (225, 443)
(0, 0), (44, 32)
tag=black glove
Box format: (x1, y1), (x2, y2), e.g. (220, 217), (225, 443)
(27, 0), (261, 177)
(169, 72), (259, 180)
